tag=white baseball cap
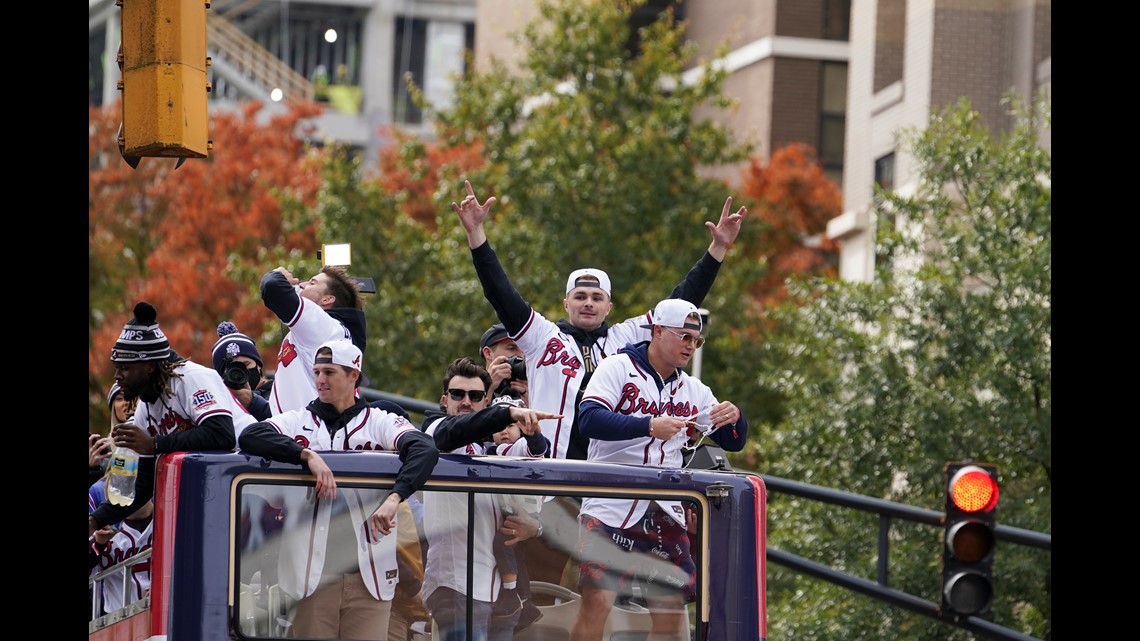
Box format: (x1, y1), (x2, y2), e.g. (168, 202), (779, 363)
(565, 268), (612, 296)
(315, 339), (363, 371)
(642, 298), (703, 332)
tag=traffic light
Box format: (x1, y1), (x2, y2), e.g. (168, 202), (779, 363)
(941, 462), (999, 619)
(117, 0), (213, 168)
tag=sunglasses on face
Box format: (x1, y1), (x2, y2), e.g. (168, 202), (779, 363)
(447, 388), (487, 402)
(663, 327), (706, 348)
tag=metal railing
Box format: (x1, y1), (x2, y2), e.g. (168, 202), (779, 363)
(88, 548), (153, 631)
(208, 13), (314, 102)
(760, 472), (1050, 641)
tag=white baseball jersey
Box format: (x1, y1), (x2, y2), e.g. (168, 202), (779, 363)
(261, 406), (420, 601)
(90, 515), (153, 614)
(268, 295), (353, 414)
(578, 351), (718, 529)
(131, 360), (257, 447)
(420, 417), (504, 604)
(512, 310), (653, 460)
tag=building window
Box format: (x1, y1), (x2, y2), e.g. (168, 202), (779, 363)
(874, 0), (906, 92)
(90, 28), (106, 106)
(874, 152), (895, 191)
(626, 0), (684, 58)
(874, 152), (897, 270)
(819, 61), (848, 184)
(393, 18), (427, 124)
(393, 18), (475, 125)
(823, 0), (851, 41)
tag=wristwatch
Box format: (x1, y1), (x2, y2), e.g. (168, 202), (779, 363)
(535, 519), (544, 538)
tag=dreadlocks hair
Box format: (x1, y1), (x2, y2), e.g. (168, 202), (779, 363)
(151, 356), (190, 401)
(320, 265), (363, 310)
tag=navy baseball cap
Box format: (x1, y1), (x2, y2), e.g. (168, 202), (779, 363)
(480, 324), (511, 351)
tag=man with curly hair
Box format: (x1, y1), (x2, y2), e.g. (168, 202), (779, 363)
(87, 301), (256, 536)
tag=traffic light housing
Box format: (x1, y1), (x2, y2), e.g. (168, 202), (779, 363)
(117, 0), (213, 167)
(940, 462), (999, 619)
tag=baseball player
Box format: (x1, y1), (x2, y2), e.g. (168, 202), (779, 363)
(237, 339), (439, 640)
(89, 302), (257, 537)
(89, 499), (154, 617)
(571, 298), (749, 641)
(260, 264), (367, 414)
(419, 357), (560, 641)
(452, 179), (747, 460)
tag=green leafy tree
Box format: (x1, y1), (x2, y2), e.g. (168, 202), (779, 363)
(318, 0), (769, 404)
(756, 92), (1051, 640)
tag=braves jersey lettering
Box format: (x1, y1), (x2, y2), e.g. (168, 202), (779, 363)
(150, 411), (193, 436)
(91, 518), (154, 614)
(513, 309), (652, 459)
(614, 383), (701, 419)
(537, 338), (583, 374)
(579, 351), (718, 528)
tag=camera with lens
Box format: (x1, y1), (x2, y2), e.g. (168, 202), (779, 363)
(222, 357), (253, 390)
(494, 355), (528, 397)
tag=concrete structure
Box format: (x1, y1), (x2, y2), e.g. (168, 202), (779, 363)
(88, 0), (1049, 284)
(478, 0), (852, 186)
(830, 0), (1051, 282)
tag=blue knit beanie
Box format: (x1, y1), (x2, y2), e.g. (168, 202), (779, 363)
(211, 321), (264, 374)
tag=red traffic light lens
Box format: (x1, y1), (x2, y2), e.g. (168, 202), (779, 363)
(949, 466), (999, 513)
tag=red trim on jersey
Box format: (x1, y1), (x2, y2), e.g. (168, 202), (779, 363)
(286, 298), (306, 328)
(195, 408), (233, 424)
(515, 310), (538, 340)
(617, 499), (644, 529)
(580, 394), (613, 410)
(352, 491), (384, 598)
(342, 408), (370, 445)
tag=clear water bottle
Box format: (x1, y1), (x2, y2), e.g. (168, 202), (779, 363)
(107, 446), (140, 506)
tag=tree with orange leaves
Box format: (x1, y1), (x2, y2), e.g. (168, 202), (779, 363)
(89, 100), (328, 433)
(738, 142), (842, 314)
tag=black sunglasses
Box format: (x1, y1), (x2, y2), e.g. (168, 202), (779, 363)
(447, 388), (487, 402)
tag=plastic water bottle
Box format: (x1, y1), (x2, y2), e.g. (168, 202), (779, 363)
(107, 446), (140, 506)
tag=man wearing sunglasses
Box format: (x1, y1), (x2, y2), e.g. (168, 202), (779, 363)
(419, 357), (561, 641)
(569, 298), (749, 641)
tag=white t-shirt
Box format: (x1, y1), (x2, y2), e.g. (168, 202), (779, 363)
(419, 415), (504, 604)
